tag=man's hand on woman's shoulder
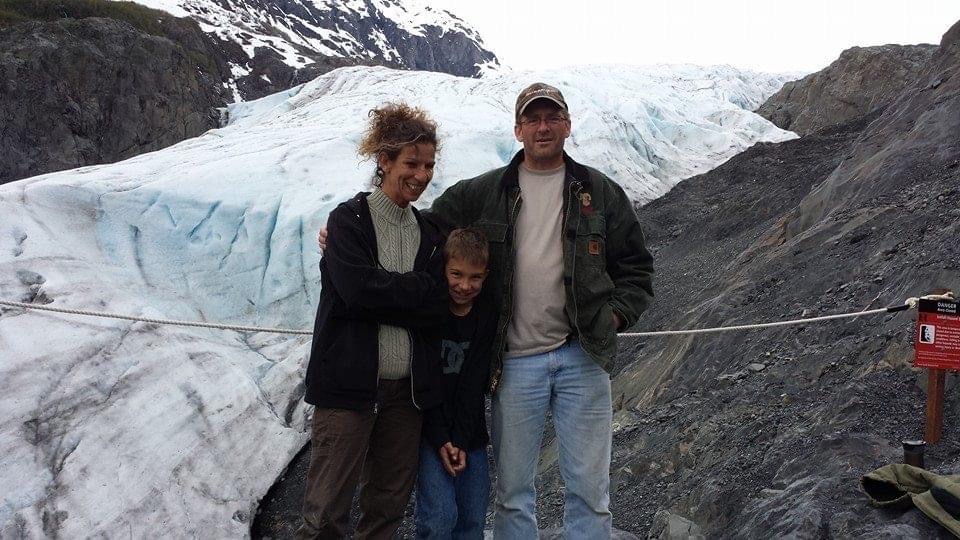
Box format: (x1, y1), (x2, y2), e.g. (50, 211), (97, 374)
(318, 226), (328, 251)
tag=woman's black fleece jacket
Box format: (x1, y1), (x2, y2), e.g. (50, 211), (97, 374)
(305, 192), (449, 411)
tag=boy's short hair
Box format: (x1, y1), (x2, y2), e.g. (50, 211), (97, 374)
(444, 228), (489, 268)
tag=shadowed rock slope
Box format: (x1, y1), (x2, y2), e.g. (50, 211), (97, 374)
(559, 19), (959, 538)
(757, 44), (937, 136)
(0, 3), (232, 185)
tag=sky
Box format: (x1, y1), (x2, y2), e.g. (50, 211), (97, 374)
(430, 0), (960, 74)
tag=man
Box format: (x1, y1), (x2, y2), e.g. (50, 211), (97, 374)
(426, 83), (654, 538)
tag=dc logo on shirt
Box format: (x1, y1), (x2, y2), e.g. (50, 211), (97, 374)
(441, 340), (470, 374)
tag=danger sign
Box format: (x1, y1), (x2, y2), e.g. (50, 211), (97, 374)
(915, 299), (960, 369)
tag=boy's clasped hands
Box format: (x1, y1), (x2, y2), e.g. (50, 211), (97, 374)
(440, 442), (467, 476)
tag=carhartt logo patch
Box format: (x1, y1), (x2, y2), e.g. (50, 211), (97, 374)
(588, 240), (601, 255)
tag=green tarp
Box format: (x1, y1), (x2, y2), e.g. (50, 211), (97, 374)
(862, 464), (960, 537)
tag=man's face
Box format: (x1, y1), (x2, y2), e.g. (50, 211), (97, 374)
(445, 256), (487, 308)
(514, 100), (570, 165)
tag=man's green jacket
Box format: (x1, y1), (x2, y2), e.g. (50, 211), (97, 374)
(428, 150), (654, 390)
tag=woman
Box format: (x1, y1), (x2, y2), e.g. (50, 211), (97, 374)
(298, 103), (448, 540)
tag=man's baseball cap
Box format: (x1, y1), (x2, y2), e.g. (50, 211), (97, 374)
(515, 83), (568, 122)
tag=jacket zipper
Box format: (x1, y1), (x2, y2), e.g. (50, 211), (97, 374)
(407, 239), (440, 410)
(407, 242), (440, 410)
(374, 347), (381, 414)
(490, 190), (523, 393)
(408, 332), (419, 410)
(566, 180), (586, 341)
(354, 209), (383, 413)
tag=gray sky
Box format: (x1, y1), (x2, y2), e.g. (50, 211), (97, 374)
(431, 0), (960, 73)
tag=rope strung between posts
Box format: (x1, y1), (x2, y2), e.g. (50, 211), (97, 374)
(0, 300), (312, 335)
(619, 293), (955, 337)
(0, 293), (954, 338)
(618, 293), (955, 337)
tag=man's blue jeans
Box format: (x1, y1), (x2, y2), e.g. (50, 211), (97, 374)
(414, 439), (490, 539)
(491, 341), (612, 539)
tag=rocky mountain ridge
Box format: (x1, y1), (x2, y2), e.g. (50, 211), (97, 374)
(124, 0), (500, 99)
(757, 44), (938, 136)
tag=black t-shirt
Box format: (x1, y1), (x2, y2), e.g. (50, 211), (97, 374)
(422, 303), (493, 452)
(440, 309), (478, 376)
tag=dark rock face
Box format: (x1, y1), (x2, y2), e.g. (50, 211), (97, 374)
(535, 19), (959, 537)
(232, 45), (388, 101)
(757, 44), (937, 136)
(0, 16), (231, 184)
(312, 0), (497, 76)
(172, 0), (500, 100)
(390, 22), (494, 77)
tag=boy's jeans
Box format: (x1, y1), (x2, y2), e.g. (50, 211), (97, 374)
(491, 341), (612, 539)
(415, 440), (490, 539)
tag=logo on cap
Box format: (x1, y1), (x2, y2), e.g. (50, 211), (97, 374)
(515, 83), (568, 121)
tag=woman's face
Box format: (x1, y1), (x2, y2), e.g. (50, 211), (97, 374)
(379, 143), (436, 207)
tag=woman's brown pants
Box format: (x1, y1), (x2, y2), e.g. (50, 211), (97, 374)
(296, 379), (422, 540)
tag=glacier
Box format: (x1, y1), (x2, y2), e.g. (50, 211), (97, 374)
(0, 65), (797, 537)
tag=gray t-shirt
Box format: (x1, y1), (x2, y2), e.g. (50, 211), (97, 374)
(506, 164), (572, 358)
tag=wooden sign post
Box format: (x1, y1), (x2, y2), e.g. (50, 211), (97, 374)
(914, 295), (960, 444)
(925, 369), (946, 443)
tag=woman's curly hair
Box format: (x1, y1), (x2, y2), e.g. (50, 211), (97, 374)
(358, 103), (439, 185)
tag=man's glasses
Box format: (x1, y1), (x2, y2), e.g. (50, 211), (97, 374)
(518, 115), (569, 128)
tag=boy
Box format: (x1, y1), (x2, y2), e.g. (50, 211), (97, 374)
(415, 228), (498, 539)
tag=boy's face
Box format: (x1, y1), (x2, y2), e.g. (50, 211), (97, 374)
(445, 256), (487, 308)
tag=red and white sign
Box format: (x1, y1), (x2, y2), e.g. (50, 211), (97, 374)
(915, 299), (960, 369)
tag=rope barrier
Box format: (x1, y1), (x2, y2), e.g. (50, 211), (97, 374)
(0, 300), (312, 335)
(620, 293), (954, 337)
(0, 293), (954, 338)
(621, 306), (898, 337)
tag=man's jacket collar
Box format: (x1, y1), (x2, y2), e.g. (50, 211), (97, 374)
(499, 150), (593, 191)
